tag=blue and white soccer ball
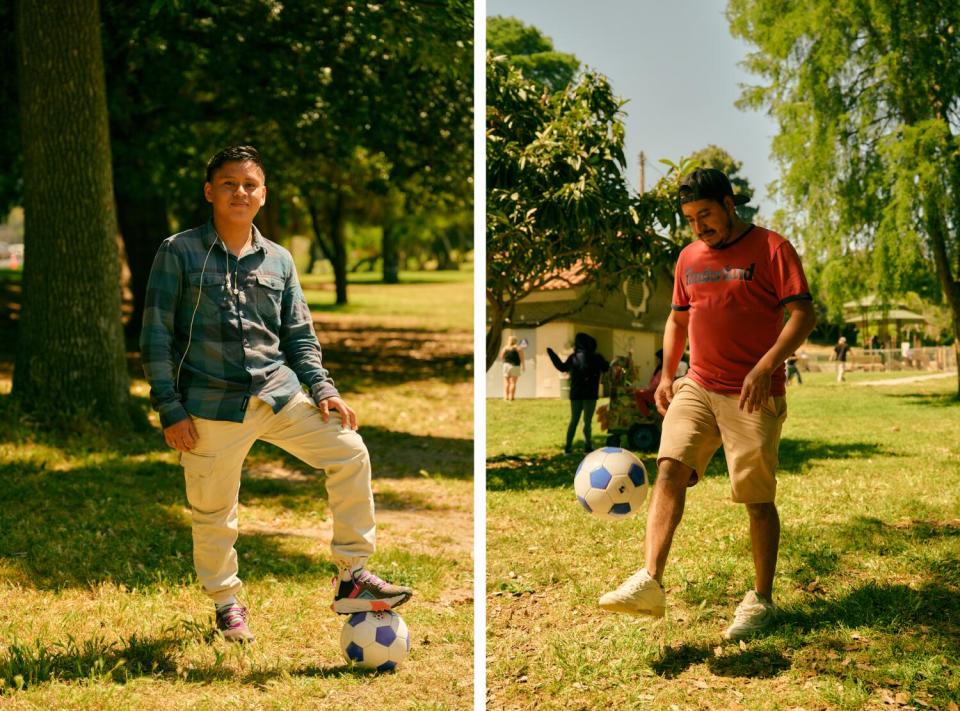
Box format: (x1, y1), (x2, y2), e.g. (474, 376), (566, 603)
(340, 610), (410, 671)
(574, 447), (648, 520)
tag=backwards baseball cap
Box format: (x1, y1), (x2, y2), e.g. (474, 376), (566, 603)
(678, 168), (751, 206)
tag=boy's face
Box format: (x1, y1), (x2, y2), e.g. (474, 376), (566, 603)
(204, 160), (267, 226)
(681, 196), (735, 247)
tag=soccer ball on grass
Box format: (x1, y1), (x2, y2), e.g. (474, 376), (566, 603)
(340, 610), (410, 671)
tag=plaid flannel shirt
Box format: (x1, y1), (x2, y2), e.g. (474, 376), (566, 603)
(140, 221), (339, 428)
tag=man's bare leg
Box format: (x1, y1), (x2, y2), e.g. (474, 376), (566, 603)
(745, 502), (779, 599)
(644, 458), (695, 583)
(599, 458), (694, 615)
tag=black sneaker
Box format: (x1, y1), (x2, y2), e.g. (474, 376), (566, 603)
(331, 569), (414, 614)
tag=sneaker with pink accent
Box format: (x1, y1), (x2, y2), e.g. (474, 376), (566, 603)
(215, 602), (255, 643)
(331, 569), (414, 614)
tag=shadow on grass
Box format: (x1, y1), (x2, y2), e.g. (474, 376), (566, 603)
(779, 581), (960, 636)
(292, 322), (471, 390)
(0, 622), (379, 694)
(652, 642), (790, 679)
(652, 582), (958, 680)
(882, 392), (960, 408)
(0, 629), (181, 692)
(0, 455), (342, 590)
(486, 437), (895, 491)
(782, 515), (960, 587)
(486, 453), (579, 491)
(246, 424), (472, 481)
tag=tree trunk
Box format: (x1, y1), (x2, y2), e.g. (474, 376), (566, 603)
(329, 192), (348, 305)
(922, 192), (960, 398)
(382, 219), (400, 284)
(304, 189), (348, 305)
(116, 189), (168, 341)
(434, 228), (458, 270)
(486, 302), (507, 372)
(308, 236), (324, 275)
(14, 0), (131, 425)
(253, 192), (281, 242)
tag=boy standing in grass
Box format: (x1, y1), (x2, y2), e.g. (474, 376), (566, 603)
(141, 146), (412, 643)
(599, 168), (816, 640)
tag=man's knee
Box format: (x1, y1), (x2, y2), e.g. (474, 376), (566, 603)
(656, 458), (697, 488)
(745, 501), (778, 519)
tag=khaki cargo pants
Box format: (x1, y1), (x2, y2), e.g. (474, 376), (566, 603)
(179, 391), (375, 604)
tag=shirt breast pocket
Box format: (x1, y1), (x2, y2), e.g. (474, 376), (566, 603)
(187, 271), (228, 317)
(255, 272), (285, 326)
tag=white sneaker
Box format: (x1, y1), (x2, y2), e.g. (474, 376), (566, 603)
(598, 569), (666, 617)
(723, 590), (776, 640)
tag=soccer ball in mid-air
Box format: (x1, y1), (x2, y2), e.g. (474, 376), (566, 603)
(340, 610), (410, 671)
(574, 447), (648, 520)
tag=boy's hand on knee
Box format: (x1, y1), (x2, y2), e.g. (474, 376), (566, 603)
(318, 396), (359, 430)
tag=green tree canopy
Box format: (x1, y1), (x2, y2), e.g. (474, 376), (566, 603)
(727, 0), (960, 391)
(486, 53), (676, 370)
(487, 16), (580, 93)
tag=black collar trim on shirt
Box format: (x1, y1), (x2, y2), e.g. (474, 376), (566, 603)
(708, 224), (755, 250)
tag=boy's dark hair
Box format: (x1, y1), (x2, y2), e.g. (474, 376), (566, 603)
(205, 145), (265, 183)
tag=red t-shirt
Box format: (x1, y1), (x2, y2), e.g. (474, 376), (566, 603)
(671, 225), (811, 396)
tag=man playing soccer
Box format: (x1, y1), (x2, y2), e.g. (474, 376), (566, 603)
(599, 168), (816, 640)
(141, 146), (412, 643)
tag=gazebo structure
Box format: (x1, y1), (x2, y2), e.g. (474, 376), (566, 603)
(843, 296), (928, 347)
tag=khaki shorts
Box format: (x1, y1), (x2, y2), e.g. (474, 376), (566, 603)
(657, 377), (787, 503)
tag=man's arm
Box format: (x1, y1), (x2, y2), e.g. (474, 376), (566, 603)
(654, 308), (690, 415)
(739, 299), (817, 413)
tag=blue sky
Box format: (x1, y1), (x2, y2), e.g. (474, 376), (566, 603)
(487, 0), (782, 212)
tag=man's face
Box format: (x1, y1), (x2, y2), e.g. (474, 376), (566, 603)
(203, 160), (267, 225)
(681, 197), (735, 247)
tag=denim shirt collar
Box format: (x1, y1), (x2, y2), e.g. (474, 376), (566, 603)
(200, 219), (267, 255)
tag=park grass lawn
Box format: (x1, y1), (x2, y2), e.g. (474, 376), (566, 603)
(487, 372), (960, 710)
(300, 270), (472, 332)
(0, 276), (473, 710)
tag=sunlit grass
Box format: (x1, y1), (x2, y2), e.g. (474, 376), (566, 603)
(301, 270), (472, 332)
(487, 376), (960, 710)
(0, 270), (473, 709)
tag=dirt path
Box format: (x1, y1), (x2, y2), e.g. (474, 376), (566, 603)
(244, 462), (472, 559)
(854, 370), (957, 386)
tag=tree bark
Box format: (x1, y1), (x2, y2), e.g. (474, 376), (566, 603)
(382, 219), (400, 284)
(922, 192), (960, 398)
(14, 0), (131, 424)
(115, 189), (168, 341)
(304, 189), (348, 305)
(486, 301), (507, 374)
(329, 192), (348, 305)
(253, 191), (281, 243)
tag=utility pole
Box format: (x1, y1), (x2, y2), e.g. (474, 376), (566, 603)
(638, 150), (646, 194)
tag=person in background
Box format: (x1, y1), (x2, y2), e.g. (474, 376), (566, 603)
(830, 336), (851, 383)
(547, 333), (609, 454)
(785, 352), (802, 385)
(500, 336), (524, 401)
